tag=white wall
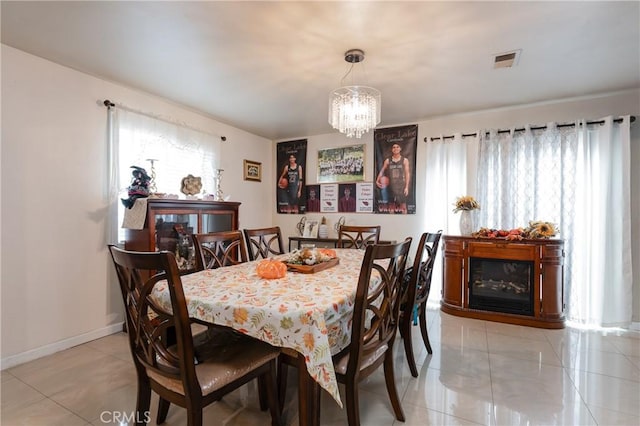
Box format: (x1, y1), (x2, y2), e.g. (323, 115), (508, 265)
(273, 89), (640, 322)
(0, 45), (274, 366)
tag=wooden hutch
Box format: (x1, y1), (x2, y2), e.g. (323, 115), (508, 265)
(124, 198), (240, 271)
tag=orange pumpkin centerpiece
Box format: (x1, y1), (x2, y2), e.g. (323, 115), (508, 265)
(256, 259), (287, 279)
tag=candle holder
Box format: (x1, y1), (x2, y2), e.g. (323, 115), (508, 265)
(214, 169), (225, 201)
(146, 158), (158, 195)
(296, 217), (307, 236)
(334, 216), (346, 234)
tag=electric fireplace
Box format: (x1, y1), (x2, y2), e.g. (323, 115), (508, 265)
(468, 258), (534, 316)
(441, 236), (565, 328)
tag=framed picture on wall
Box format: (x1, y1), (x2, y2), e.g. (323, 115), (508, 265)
(243, 160), (262, 182)
(306, 185), (321, 212)
(373, 125), (418, 214)
(277, 140), (308, 214)
(317, 144), (365, 183)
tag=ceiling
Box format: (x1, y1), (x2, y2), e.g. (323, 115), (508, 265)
(2, 1), (639, 141)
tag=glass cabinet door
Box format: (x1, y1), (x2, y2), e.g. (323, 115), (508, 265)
(125, 200), (240, 274)
(202, 213), (233, 234)
(154, 213), (198, 270)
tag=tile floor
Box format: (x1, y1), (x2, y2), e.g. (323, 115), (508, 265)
(2, 309), (639, 425)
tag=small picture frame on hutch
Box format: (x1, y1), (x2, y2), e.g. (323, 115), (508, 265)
(302, 219), (319, 238)
(243, 160), (262, 182)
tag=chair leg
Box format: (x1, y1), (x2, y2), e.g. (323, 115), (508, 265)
(418, 303), (432, 354)
(276, 358), (288, 413)
(401, 316), (419, 378)
(344, 381), (361, 426)
(156, 397), (171, 424)
(135, 376), (152, 426)
(186, 408), (202, 426)
(257, 374), (268, 411)
(264, 360), (283, 426)
(383, 351), (405, 422)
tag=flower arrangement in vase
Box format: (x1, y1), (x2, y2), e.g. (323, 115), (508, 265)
(452, 195), (480, 236)
(452, 195), (480, 213)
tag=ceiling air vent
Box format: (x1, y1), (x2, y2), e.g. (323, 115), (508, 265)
(493, 49), (521, 68)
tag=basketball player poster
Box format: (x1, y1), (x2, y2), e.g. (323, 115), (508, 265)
(276, 139), (307, 214)
(373, 125), (417, 214)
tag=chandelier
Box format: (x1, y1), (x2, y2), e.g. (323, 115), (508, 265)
(328, 49), (381, 138)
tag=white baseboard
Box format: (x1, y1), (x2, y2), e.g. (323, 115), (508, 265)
(629, 322), (640, 331)
(1, 323), (124, 370)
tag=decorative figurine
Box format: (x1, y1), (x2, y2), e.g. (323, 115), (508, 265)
(121, 165), (151, 209)
(180, 174), (203, 196)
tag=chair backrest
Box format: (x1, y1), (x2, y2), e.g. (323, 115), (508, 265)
(192, 230), (248, 270)
(404, 231), (442, 310)
(337, 225), (381, 249)
(346, 238), (412, 375)
(243, 226), (285, 260)
(108, 246), (201, 397)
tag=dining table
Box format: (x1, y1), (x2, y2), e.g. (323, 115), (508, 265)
(149, 248), (369, 426)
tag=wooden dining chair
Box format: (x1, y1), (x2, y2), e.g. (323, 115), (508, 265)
(108, 246), (281, 426)
(278, 239), (412, 425)
(337, 225), (381, 249)
(334, 238), (412, 425)
(399, 230), (442, 377)
(192, 230), (248, 270)
(243, 226), (285, 260)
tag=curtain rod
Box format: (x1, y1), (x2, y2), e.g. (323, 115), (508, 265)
(424, 115), (635, 142)
(103, 99), (226, 142)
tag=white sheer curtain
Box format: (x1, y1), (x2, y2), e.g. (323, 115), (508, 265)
(570, 117), (632, 326)
(476, 124), (576, 232)
(423, 133), (479, 305)
(107, 107), (221, 242)
(476, 117), (632, 327)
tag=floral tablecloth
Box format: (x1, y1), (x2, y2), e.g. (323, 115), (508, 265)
(149, 248), (367, 407)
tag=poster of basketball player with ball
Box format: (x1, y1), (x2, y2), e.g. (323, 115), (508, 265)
(276, 139), (307, 214)
(373, 125), (417, 214)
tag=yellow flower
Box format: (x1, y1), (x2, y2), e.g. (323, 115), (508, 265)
(525, 221), (558, 239)
(453, 195), (480, 213)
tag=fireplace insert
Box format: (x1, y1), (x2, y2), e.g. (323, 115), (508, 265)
(468, 258), (534, 316)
